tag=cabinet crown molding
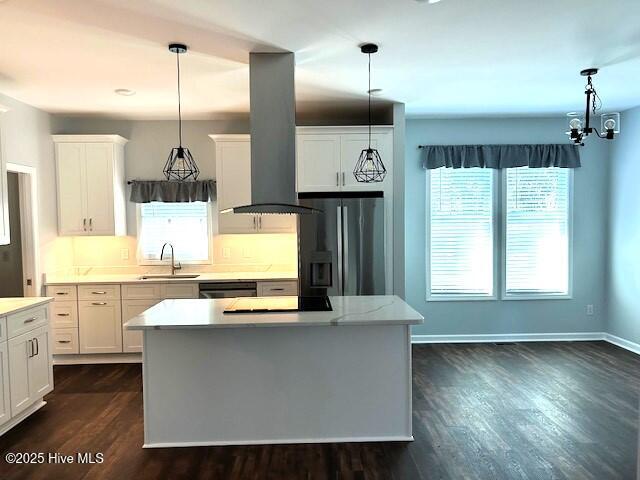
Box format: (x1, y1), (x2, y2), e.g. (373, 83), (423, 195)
(52, 135), (129, 145)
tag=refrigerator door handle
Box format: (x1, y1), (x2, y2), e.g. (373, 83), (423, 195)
(342, 205), (349, 294)
(336, 205), (343, 295)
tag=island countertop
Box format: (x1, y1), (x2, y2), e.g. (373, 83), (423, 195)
(125, 295), (423, 330)
(0, 297), (53, 316)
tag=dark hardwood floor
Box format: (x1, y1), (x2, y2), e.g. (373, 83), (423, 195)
(0, 342), (638, 480)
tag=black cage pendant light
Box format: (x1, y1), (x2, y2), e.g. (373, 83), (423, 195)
(163, 43), (200, 181)
(353, 43), (386, 183)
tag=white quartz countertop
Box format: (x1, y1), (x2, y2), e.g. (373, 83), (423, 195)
(125, 295), (424, 330)
(0, 297), (53, 316)
(45, 271), (298, 285)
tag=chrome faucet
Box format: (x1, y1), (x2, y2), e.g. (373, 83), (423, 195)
(160, 242), (182, 276)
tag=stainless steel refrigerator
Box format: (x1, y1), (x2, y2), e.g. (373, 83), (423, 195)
(298, 192), (385, 296)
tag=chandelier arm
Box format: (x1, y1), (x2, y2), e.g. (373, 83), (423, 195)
(368, 52), (372, 149)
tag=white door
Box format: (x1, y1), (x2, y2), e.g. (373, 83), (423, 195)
(79, 300), (123, 354)
(122, 299), (159, 353)
(218, 214), (257, 234)
(28, 326), (53, 399)
(216, 141), (252, 211)
(0, 342), (11, 426)
(258, 215), (297, 233)
(56, 143), (87, 235)
(8, 333), (31, 416)
(296, 135), (342, 192)
(340, 134), (390, 191)
(84, 143), (115, 235)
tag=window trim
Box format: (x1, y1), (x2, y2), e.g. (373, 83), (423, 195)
(500, 168), (574, 300)
(135, 202), (214, 266)
(425, 168), (500, 302)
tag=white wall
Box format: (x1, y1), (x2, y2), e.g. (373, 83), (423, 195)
(607, 105), (640, 346)
(0, 93), (73, 293)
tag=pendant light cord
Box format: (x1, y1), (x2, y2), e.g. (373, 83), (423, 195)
(368, 51), (372, 149)
(176, 50), (183, 148)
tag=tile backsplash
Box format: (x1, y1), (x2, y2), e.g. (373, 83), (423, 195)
(69, 234), (298, 271)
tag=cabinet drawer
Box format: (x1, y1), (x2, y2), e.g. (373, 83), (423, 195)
(7, 307), (48, 339)
(50, 301), (78, 329)
(258, 281), (298, 296)
(52, 328), (79, 355)
(162, 283), (199, 299)
(46, 285), (78, 301)
(0, 317), (6, 343)
(122, 283), (162, 300)
(78, 284), (121, 301)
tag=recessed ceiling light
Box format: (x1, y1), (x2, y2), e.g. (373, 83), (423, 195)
(114, 88), (136, 96)
(414, 0), (443, 3)
(368, 88), (383, 96)
(566, 112), (579, 117)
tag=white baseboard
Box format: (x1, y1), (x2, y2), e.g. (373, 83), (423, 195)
(411, 332), (640, 356)
(53, 353), (142, 365)
(143, 436), (414, 448)
(411, 332), (605, 344)
(603, 333), (640, 355)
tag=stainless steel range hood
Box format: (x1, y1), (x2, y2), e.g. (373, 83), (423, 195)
(221, 52), (317, 215)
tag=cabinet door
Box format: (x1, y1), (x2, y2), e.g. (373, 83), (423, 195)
(340, 134), (390, 191)
(296, 135), (341, 192)
(85, 143), (115, 235)
(78, 300), (123, 354)
(0, 342), (10, 426)
(56, 143), (87, 235)
(218, 213), (258, 234)
(216, 141), (251, 211)
(122, 299), (159, 353)
(8, 333), (31, 416)
(29, 327), (53, 399)
(257, 215), (297, 233)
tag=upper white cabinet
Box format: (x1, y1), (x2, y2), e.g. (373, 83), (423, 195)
(209, 135), (296, 234)
(53, 135), (128, 236)
(296, 127), (393, 192)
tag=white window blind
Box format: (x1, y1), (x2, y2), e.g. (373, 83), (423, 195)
(505, 167), (570, 295)
(429, 168), (494, 296)
(138, 202), (210, 263)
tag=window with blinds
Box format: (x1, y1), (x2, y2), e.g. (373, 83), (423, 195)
(505, 167), (570, 296)
(138, 202), (211, 263)
(429, 168), (494, 297)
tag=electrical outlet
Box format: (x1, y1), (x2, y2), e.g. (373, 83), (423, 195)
(242, 247), (252, 258)
(120, 248), (129, 260)
(586, 304), (594, 316)
(222, 247), (231, 259)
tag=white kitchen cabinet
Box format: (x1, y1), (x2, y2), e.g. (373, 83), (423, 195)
(51, 328), (79, 355)
(296, 127), (393, 193)
(78, 300), (123, 354)
(53, 135), (128, 236)
(296, 134), (342, 192)
(8, 325), (52, 417)
(0, 342), (10, 427)
(50, 301), (78, 329)
(257, 281), (298, 296)
(210, 135), (297, 234)
(122, 299), (159, 353)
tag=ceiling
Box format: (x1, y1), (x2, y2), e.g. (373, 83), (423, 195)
(1, 0), (639, 119)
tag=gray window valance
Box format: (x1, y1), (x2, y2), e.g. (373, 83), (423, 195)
(129, 180), (216, 203)
(421, 144), (581, 169)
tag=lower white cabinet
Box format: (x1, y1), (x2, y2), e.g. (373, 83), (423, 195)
(78, 300), (123, 354)
(122, 299), (160, 353)
(258, 281), (299, 296)
(8, 325), (53, 417)
(0, 342), (10, 427)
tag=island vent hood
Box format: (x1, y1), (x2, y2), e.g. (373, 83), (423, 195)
(220, 52), (317, 215)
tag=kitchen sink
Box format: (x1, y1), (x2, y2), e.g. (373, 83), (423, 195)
(138, 274), (201, 280)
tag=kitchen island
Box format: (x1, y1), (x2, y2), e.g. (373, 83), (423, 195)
(125, 295), (423, 448)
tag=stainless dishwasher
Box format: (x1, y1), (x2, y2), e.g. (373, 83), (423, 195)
(199, 282), (257, 299)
